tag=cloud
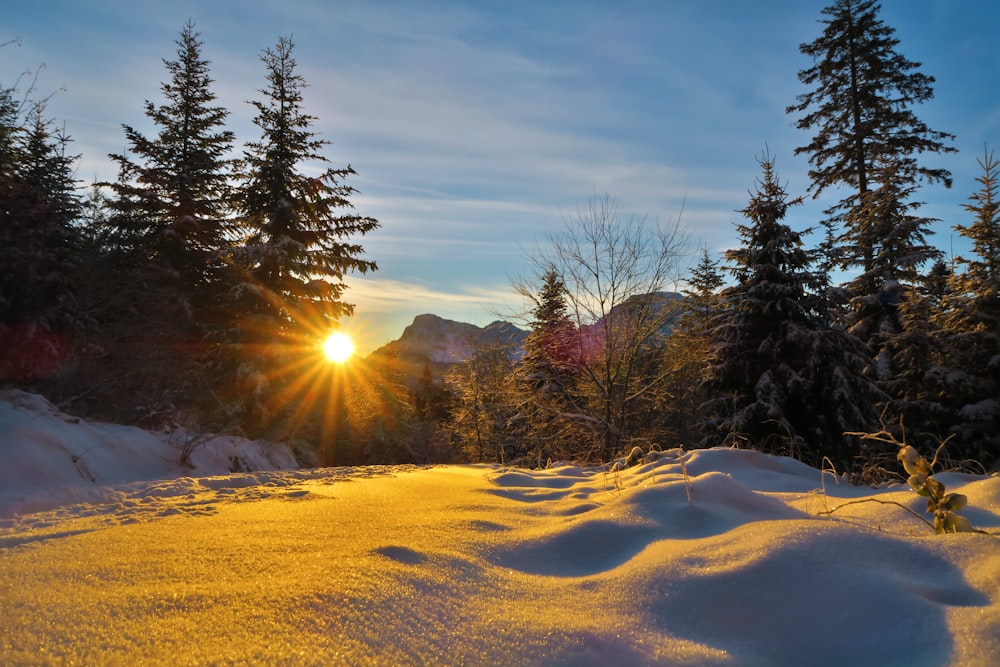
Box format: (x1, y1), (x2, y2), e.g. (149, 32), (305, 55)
(345, 275), (515, 314)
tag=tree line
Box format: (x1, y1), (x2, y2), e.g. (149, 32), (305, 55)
(1, 22), (379, 464)
(442, 0), (999, 476)
(3, 2), (999, 474)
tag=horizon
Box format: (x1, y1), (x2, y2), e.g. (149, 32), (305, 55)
(7, 0), (1000, 355)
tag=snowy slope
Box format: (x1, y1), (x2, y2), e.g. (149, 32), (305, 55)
(0, 390), (297, 516)
(0, 392), (998, 666)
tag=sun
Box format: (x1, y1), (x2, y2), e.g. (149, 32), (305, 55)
(322, 331), (355, 363)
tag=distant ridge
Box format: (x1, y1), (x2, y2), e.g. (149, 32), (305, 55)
(368, 314), (527, 385)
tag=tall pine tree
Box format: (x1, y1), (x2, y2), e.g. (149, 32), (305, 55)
(105, 20), (236, 297)
(788, 0), (955, 437)
(936, 150), (1000, 466)
(232, 36), (379, 442)
(705, 155), (882, 470)
(788, 0), (955, 249)
(237, 35), (378, 335)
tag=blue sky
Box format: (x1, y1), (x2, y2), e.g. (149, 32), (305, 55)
(7, 1), (1000, 354)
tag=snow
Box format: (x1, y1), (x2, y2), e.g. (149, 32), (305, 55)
(1, 391), (998, 666)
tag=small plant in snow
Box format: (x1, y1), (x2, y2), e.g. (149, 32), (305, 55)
(840, 424), (980, 534)
(897, 444), (973, 534)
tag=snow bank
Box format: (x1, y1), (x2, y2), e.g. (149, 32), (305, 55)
(0, 391), (998, 666)
(0, 390), (297, 516)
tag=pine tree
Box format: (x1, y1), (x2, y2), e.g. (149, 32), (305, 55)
(105, 20), (236, 295)
(228, 35), (379, 442)
(237, 35), (378, 334)
(788, 0), (955, 256)
(20, 105), (82, 225)
(788, 1), (954, 432)
(936, 150), (1000, 465)
(840, 156), (943, 375)
(705, 155), (882, 469)
(516, 266), (585, 462)
(0, 96), (84, 385)
(0, 84), (20, 177)
(659, 247), (724, 444)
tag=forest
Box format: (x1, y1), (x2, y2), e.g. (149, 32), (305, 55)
(2, 0), (999, 478)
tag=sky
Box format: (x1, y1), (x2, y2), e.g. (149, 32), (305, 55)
(2, 389), (999, 664)
(6, 1), (1000, 355)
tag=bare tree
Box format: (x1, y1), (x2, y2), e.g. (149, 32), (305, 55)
(516, 193), (689, 461)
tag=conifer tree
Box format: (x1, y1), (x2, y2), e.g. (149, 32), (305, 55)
(20, 105), (81, 226)
(516, 266), (585, 462)
(0, 84), (20, 177)
(105, 20), (236, 296)
(788, 1), (954, 431)
(788, 0), (955, 253)
(936, 150), (1000, 465)
(705, 155), (882, 469)
(237, 35), (378, 333)
(0, 93), (83, 385)
(231, 35), (379, 441)
(659, 247), (724, 444)
(840, 156), (942, 376)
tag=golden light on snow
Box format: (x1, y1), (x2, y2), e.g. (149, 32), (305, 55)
(322, 331), (355, 363)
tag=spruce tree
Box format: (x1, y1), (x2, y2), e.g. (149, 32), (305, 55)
(517, 266), (584, 462)
(232, 36), (379, 442)
(105, 20), (236, 296)
(840, 156), (942, 375)
(237, 35), (378, 333)
(936, 150), (1000, 466)
(788, 0), (955, 247)
(788, 1), (954, 432)
(0, 96), (84, 385)
(705, 155), (882, 469)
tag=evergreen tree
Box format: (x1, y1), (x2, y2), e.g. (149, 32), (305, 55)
(237, 35), (378, 333)
(0, 95), (84, 385)
(788, 1), (954, 434)
(87, 22), (238, 426)
(659, 247), (724, 444)
(231, 35), (379, 442)
(0, 84), (20, 177)
(20, 105), (81, 226)
(516, 266), (585, 462)
(936, 150), (1000, 466)
(840, 156), (942, 375)
(705, 155), (882, 469)
(788, 0), (955, 261)
(105, 20), (236, 295)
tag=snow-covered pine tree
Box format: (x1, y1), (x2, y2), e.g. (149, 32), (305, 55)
(936, 150), (1000, 467)
(704, 155), (882, 470)
(788, 0), (954, 432)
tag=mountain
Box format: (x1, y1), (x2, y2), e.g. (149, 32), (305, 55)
(367, 314), (528, 386)
(367, 292), (684, 388)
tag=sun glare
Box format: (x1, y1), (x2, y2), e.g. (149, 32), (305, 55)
(322, 332), (355, 363)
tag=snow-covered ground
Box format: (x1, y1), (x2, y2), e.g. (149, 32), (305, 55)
(1, 390), (998, 666)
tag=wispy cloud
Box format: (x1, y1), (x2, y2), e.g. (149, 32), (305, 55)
(8, 0), (998, 348)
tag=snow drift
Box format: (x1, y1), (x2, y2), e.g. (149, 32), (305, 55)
(0, 391), (998, 666)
